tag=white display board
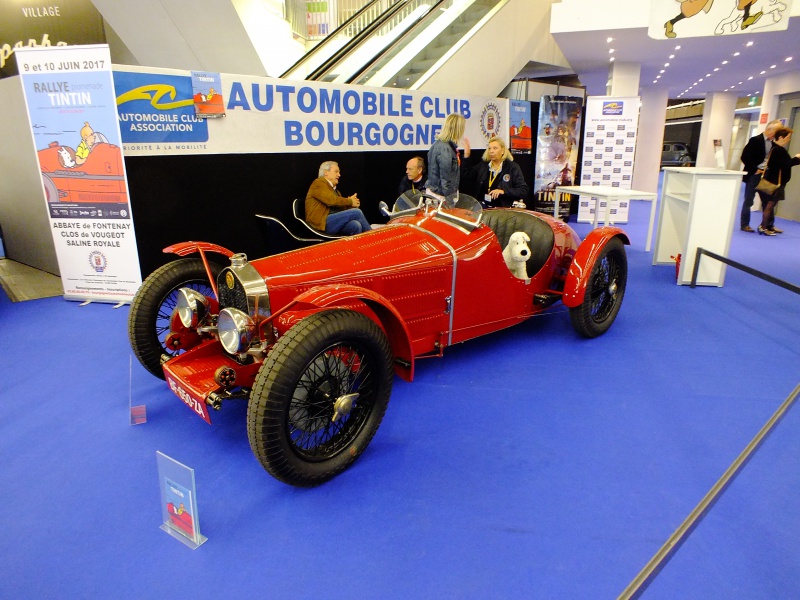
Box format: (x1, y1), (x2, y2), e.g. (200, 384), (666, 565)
(577, 96), (640, 223)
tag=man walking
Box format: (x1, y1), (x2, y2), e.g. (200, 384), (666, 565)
(740, 120), (782, 232)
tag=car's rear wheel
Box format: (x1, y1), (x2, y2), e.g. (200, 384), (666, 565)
(128, 258), (221, 379)
(570, 237), (627, 338)
(247, 310), (393, 487)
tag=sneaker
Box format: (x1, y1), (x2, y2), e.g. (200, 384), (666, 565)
(758, 226), (776, 236)
(378, 201), (391, 217)
(740, 225), (754, 232)
(770, 227), (784, 234)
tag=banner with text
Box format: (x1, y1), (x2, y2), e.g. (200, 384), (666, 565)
(17, 45), (142, 303)
(113, 66), (509, 156)
(578, 96), (640, 223)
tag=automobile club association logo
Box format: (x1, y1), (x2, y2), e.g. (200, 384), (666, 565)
(479, 101), (501, 141)
(88, 251), (107, 273)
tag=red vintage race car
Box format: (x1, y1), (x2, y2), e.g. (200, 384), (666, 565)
(129, 200), (629, 487)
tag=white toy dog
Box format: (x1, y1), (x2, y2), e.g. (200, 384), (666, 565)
(502, 231), (531, 280)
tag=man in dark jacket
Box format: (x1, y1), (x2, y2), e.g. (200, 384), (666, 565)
(740, 120), (781, 231)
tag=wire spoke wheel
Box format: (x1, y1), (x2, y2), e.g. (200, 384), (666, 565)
(569, 237), (627, 338)
(128, 258), (220, 378)
(248, 310), (393, 487)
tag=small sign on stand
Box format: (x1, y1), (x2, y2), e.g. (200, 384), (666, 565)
(129, 355), (147, 425)
(156, 452), (207, 549)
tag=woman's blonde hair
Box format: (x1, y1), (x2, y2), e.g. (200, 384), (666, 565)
(482, 136), (513, 162)
(436, 113), (466, 144)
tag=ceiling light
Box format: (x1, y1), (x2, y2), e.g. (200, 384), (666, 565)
(770, 64), (776, 68)
(706, 73), (711, 77)
(607, 37), (613, 43)
(746, 41), (753, 46)
(610, 57), (615, 62)
(738, 81), (743, 84)
(786, 57), (793, 62)
(714, 67), (720, 71)
(699, 78), (704, 81)
(669, 54), (675, 59)
(609, 48), (614, 53)
(653, 80), (658, 84)
(722, 60), (728, 65)
(675, 45), (681, 50)
(733, 52), (740, 56)
(660, 69), (665, 73)
(664, 62), (670, 67)
(748, 76), (753, 80)
(760, 70), (766, 74)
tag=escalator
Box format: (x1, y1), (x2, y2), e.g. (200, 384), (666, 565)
(282, 0), (504, 89)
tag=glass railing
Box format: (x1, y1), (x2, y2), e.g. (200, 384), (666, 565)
(349, 0), (501, 88)
(282, 0), (401, 80)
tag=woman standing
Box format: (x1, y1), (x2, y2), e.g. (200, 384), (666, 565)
(758, 127), (800, 236)
(463, 136), (529, 208)
(427, 113), (470, 207)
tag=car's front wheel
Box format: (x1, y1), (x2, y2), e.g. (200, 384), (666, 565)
(247, 310), (394, 487)
(128, 258), (221, 379)
(569, 237), (627, 338)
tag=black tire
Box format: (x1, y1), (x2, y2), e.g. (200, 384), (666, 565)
(569, 237), (627, 338)
(247, 310), (394, 487)
(128, 258), (221, 379)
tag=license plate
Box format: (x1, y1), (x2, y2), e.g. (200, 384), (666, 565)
(166, 375), (211, 423)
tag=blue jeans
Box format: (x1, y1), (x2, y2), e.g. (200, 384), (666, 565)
(741, 172), (760, 228)
(326, 208), (372, 235)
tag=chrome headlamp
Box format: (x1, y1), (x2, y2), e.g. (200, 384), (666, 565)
(217, 307), (256, 355)
(175, 288), (210, 328)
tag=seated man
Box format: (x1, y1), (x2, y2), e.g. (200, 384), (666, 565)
(380, 156), (427, 216)
(305, 161), (372, 235)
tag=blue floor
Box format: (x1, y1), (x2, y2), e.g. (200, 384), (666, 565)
(1, 189), (799, 599)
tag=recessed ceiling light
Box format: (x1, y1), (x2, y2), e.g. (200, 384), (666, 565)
(669, 54), (675, 59)
(770, 64), (776, 68)
(786, 57), (793, 62)
(660, 69), (665, 73)
(610, 57), (615, 62)
(746, 41), (753, 46)
(653, 80), (658, 84)
(609, 49), (614, 54)
(607, 37), (613, 43)
(706, 73), (711, 77)
(714, 67), (720, 71)
(656, 75), (661, 79)
(733, 52), (740, 56)
(664, 62), (670, 67)
(738, 81), (743, 84)
(760, 70), (766, 74)
(699, 78), (704, 81)
(748, 76), (753, 80)
(722, 60), (728, 65)
(675, 45), (681, 50)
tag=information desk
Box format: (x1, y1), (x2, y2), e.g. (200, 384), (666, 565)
(653, 167), (744, 286)
(554, 186), (659, 251)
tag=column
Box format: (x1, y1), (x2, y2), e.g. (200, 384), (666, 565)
(696, 92), (737, 168)
(632, 86), (668, 193)
(606, 62), (640, 97)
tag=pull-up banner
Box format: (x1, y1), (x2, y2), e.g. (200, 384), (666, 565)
(113, 66), (509, 156)
(17, 45), (142, 303)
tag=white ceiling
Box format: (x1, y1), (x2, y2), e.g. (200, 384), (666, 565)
(550, 12), (800, 100)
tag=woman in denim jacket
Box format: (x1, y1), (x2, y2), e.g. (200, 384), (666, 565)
(427, 113), (470, 206)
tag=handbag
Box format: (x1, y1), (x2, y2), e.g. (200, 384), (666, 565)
(755, 149), (781, 196)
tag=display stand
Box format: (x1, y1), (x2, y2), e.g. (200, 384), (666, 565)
(156, 451), (207, 549)
(653, 167), (744, 286)
(129, 355), (147, 425)
(554, 186), (659, 251)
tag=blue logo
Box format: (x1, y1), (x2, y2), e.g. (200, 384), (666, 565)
(602, 101), (624, 116)
(113, 72), (208, 143)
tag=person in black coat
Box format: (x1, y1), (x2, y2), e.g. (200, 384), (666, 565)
(461, 136), (529, 208)
(740, 120), (781, 231)
(757, 127), (800, 236)
(397, 156), (426, 196)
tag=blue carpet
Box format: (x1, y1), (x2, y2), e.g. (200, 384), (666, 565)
(1, 190), (798, 599)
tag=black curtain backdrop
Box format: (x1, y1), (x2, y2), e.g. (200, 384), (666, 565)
(126, 147), (538, 278)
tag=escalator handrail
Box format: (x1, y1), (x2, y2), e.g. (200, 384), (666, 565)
(344, 0), (450, 85)
(281, 0), (394, 79)
(306, 0), (413, 81)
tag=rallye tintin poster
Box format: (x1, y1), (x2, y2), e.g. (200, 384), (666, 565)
(17, 45), (142, 303)
(533, 95), (583, 220)
(112, 65), (509, 156)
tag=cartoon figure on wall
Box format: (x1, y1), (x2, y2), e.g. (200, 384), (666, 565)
(657, 0), (789, 39)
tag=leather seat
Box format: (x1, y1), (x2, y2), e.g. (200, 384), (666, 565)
(481, 209), (555, 277)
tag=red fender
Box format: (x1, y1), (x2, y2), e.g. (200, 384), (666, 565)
(562, 228), (629, 307)
(283, 284), (415, 382)
(163, 242), (235, 300)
